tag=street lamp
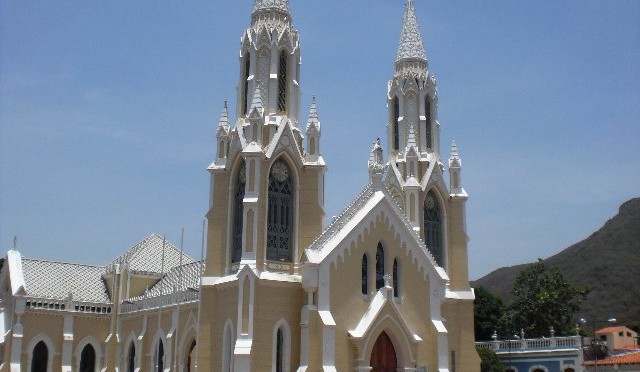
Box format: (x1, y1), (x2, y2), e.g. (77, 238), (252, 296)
(580, 317), (616, 371)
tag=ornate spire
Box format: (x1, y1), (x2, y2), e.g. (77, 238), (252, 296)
(396, 0), (427, 63)
(449, 140), (461, 168)
(217, 101), (230, 130)
(368, 138), (384, 179)
(253, 0), (290, 15)
(249, 83), (264, 114)
(406, 124), (417, 149)
(306, 96), (320, 132)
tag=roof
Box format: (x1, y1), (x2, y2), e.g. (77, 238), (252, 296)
(105, 234), (194, 274)
(396, 0), (427, 62)
(597, 326), (635, 335)
(21, 259), (110, 303)
(584, 350), (640, 366)
(133, 261), (203, 300)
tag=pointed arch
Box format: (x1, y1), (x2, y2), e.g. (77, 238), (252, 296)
(242, 52), (251, 115)
(178, 313), (198, 372)
(375, 243), (385, 291)
(123, 332), (139, 372)
(221, 319), (234, 372)
(393, 258), (400, 298)
(423, 189), (443, 266)
(232, 160), (246, 264)
(277, 50), (288, 113)
(272, 319), (291, 372)
(75, 336), (101, 372)
(267, 158), (294, 262)
(370, 332), (397, 370)
(361, 254), (369, 295)
(27, 334), (55, 372)
(151, 330), (169, 372)
(529, 367), (548, 372)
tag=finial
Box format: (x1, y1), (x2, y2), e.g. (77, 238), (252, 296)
(11, 236), (17, 251)
(217, 100), (230, 130)
(368, 138), (384, 179)
(307, 97), (320, 130)
(396, 0), (427, 62)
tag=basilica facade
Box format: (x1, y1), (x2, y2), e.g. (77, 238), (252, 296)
(0, 1), (480, 371)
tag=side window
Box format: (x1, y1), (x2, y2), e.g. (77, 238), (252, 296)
(376, 243), (385, 290)
(361, 254), (369, 295)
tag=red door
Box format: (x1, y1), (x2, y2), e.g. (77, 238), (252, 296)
(370, 332), (398, 372)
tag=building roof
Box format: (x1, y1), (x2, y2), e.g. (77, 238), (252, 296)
(133, 261), (203, 300)
(584, 351), (640, 366)
(597, 326), (635, 335)
(21, 259), (110, 303)
(105, 233), (194, 274)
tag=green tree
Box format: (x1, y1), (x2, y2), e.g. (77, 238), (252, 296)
(509, 261), (587, 337)
(474, 287), (506, 341)
(477, 348), (505, 372)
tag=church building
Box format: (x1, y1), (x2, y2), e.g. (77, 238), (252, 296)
(0, 1), (480, 371)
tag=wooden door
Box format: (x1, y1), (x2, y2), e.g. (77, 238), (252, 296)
(370, 332), (397, 372)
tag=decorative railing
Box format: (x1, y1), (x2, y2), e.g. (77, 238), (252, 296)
(120, 290), (199, 313)
(476, 336), (581, 352)
(24, 297), (112, 315)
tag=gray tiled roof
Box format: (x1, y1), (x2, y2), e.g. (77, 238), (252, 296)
(133, 261), (203, 300)
(21, 259), (110, 303)
(106, 233), (195, 274)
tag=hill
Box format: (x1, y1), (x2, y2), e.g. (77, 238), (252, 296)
(473, 198), (640, 325)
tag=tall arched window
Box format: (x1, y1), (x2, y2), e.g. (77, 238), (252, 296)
(277, 51), (288, 113)
(361, 254), (369, 295)
(31, 341), (48, 372)
(127, 342), (136, 372)
(267, 160), (293, 262)
(155, 340), (164, 372)
(276, 328), (284, 372)
(243, 53), (251, 115)
(424, 190), (443, 266)
(222, 323), (233, 372)
(79, 344), (96, 372)
(393, 97), (400, 151)
(233, 162), (246, 264)
(393, 259), (399, 297)
(376, 243), (385, 290)
(425, 95), (432, 149)
(187, 340), (196, 372)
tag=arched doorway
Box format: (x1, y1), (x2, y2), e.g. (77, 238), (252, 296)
(370, 332), (397, 372)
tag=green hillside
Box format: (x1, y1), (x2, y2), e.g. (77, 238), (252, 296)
(473, 198), (640, 325)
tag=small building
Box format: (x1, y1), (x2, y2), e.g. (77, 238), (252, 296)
(584, 350), (640, 371)
(596, 326), (639, 351)
(476, 333), (583, 372)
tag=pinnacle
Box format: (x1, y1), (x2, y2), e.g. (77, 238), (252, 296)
(396, 0), (427, 62)
(218, 101), (230, 128)
(306, 96), (320, 130)
(250, 83), (264, 112)
(450, 140), (459, 159)
(253, 0), (290, 15)
(407, 124), (417, 148)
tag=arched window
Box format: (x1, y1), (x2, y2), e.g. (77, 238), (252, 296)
(564, 368), (575, 372)
(267, 160), (293, 262)
(276, 328), (284, 372)
(376, 243), (385, 291)
(233, 162), (246, 264)
(424, 190), (443, 266)
(243, 53), (251, 115)
(187, 340), (196, 372)
(79, 344), (96, 372)
(393, 259), (399, 297)
(393, 97), (400, 151)
(425, 95), (432, 149)
(31, 341), (48, 372)
(127, 342), (136, 372)
(155, 340), (164, 372)
(277, 51), (288, 113)
(222, 323), (233, 372)
(361, 254), (369, 295)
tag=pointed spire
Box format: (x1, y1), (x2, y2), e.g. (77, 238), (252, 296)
(407, 124), (417, 148)
(249, 82), (264, 114)
(306, 96), (320, 132)
(217, 101), (230, 129)
(449, 140), (461, 168)
(253, 0), (290, 15)
(396, 0), (427, 62)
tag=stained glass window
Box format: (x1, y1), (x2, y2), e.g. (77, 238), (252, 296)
(243, 54), (250, 115)
(376, 243), (385, 290)
(393, 259), (399, 297)
(424, 191), (443, 266)
(362, 254), (368, 295)
(267, 160), (293, 262)
(393, 97), (400, 151)
(425, 96), (432, 149)
(233, 162), (246, 264)
(278, 51), (287, 112)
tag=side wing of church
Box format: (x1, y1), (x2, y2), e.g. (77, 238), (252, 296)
(0, 1), (480, 371)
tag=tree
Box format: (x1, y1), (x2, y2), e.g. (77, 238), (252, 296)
(477, 348), (505, 372)
(474, 287), (506, 341)
(509, 262), (587, 337)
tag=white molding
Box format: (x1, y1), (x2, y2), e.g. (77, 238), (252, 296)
(271, 318), (292, 372)
(26, 333), (55, 372)
(74, 336), (102, 372)
(150, 328), (170, 372)
(122, 331), (140, 372)
(222, 319), (234, 372)
(7, 250), (25, 296)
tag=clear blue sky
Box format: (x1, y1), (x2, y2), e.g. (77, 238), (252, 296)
(1, 1), (639, 279)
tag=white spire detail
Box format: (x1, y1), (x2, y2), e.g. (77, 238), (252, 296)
(396, 0), (427, 62)
(249, 83), (264, 114)
(253, 0), (290, 14)
(217, 101), (230, 132)
(306, 96), (320, 132)
(407, 124), (417, 149)
(449, 139), (461, 168)
(368, 138), (384, 180)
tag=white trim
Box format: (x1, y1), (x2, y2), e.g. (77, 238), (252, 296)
(271, 318), (291, 372)
(222, 319), (234, 372)
(27, 333), (55, 372)
(123, 332), (140, 372)
(75, 336), (102, 372)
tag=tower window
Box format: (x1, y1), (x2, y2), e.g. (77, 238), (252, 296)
(393, 259), (399, 297)
(243, 53), (250, 115)
(376, 243), (385, 290)
(233, 162), (246, 264)
(278, 51), (288, 113)
(424, 191), (443, 266)
(267, 160), (293, 262)
(393, 97), (400, 151)
(425, 95), (432, 149)
(362, 254), (369, 295)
